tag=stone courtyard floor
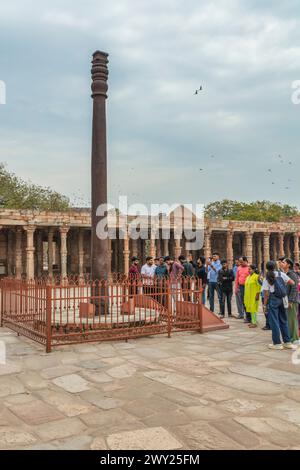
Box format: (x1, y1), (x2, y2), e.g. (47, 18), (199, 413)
(1, 312), (300, 450)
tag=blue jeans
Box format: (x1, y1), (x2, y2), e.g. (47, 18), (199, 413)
(268, 294), (291, 345)
(209, 282), (221, 313)
(237, 285), (246, 319)
(202, 289), (206, 305)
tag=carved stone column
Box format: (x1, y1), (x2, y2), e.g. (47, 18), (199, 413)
(257, 235), (263, 272)
(123, 235), (130, 275)
(60, 226), (69, 278)
(156, 238), (162, 258)
(226, 230), (234, 268)
(294, 232), (300, 263)
(24, 225), (36, 280)
(131, 238), (138, 258)
(279, 232), (285, 258)
(113, 240), (118, 272)
(108, 238), (112, 274)
(15, 227), (23, 279)
(245, 230), (253, 265)
(273, 234), (278, 261)
(184, 239), (191, 259)
(263, 232), (270, 271)
(174, 238), (181, 259)
(204, 229), (211, 260)
(36, 230), (43, 278)
(78, 229), (84, 276)
(286, 235), (291, 258)
(163, 238), (169, 257)
(7, 229), (14, 276)
(48, 228), (54, 278)
(149, 238), (157, 259)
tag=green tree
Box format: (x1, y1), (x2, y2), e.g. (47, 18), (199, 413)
(205, 199), (299, 222)
(0, 163), (70, 211)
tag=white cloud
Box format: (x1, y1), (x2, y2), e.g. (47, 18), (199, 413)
(42, 11), (90, 29)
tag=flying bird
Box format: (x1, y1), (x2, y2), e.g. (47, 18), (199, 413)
(194, 86), (203, 95)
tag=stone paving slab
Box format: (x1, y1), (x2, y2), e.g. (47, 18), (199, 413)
(52, 374), (90, 393)
(80, 389), (124, 410)
(0, 428), (37, 449)
(0, 361), (22, 376)
(41, 365), (80, 379)
(37, 389), (94, 417)
(174, 421), (244, 450)
(1, 315), (300, 450)
(18, 371), (49, 390)
(7, 399), (64, 425)
(80, 409), (145, 435)
(106, 427), (183, 450)
(33, 417), (87, 441)
(230, 363), (300, 386)
(209, 372), (285, 395)
(0, 376), (26, 397)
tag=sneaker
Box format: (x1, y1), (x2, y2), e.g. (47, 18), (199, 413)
(283, 342), (297, 350)
(248, 324), (257, 328)
(268, 344), (284, 350)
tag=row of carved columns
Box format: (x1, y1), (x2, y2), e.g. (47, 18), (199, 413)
(0, 225), (76, 279)
(207, 230), (300, 270)
(0, 226), (299, 277)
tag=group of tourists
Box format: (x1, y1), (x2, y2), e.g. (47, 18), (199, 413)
(129, 252), (300, 350)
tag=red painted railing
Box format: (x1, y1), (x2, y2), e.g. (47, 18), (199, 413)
(0, 275), (206, 352)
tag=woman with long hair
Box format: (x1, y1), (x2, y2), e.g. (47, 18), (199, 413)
(244, 265), (262, 328)
(263, 261), (295, 350)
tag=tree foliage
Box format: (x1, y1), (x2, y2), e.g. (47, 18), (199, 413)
(205, 199), (299, 222)
(0, 163), (70, 211)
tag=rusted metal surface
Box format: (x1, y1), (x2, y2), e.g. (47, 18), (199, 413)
(0, 276), (228, 352)
(91, 51), (110, 281)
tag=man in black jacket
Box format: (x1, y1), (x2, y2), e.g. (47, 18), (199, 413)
(218, 259), (234, 318)
(179, 255), (194, 301)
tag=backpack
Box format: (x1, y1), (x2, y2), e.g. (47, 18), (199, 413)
(273, 272), (288, 299)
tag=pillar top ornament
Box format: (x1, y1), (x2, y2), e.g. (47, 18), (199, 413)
(23, 225), (36, 233)
(91, 50), (109, 99)
(59, 226), (70, 234)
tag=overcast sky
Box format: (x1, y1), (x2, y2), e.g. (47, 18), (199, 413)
(0, 0), (300, 210)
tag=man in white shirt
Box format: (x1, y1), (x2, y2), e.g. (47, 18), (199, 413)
(141, 257), (156, 293)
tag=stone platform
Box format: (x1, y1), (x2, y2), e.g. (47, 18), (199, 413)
(0, 311), (300, 450)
